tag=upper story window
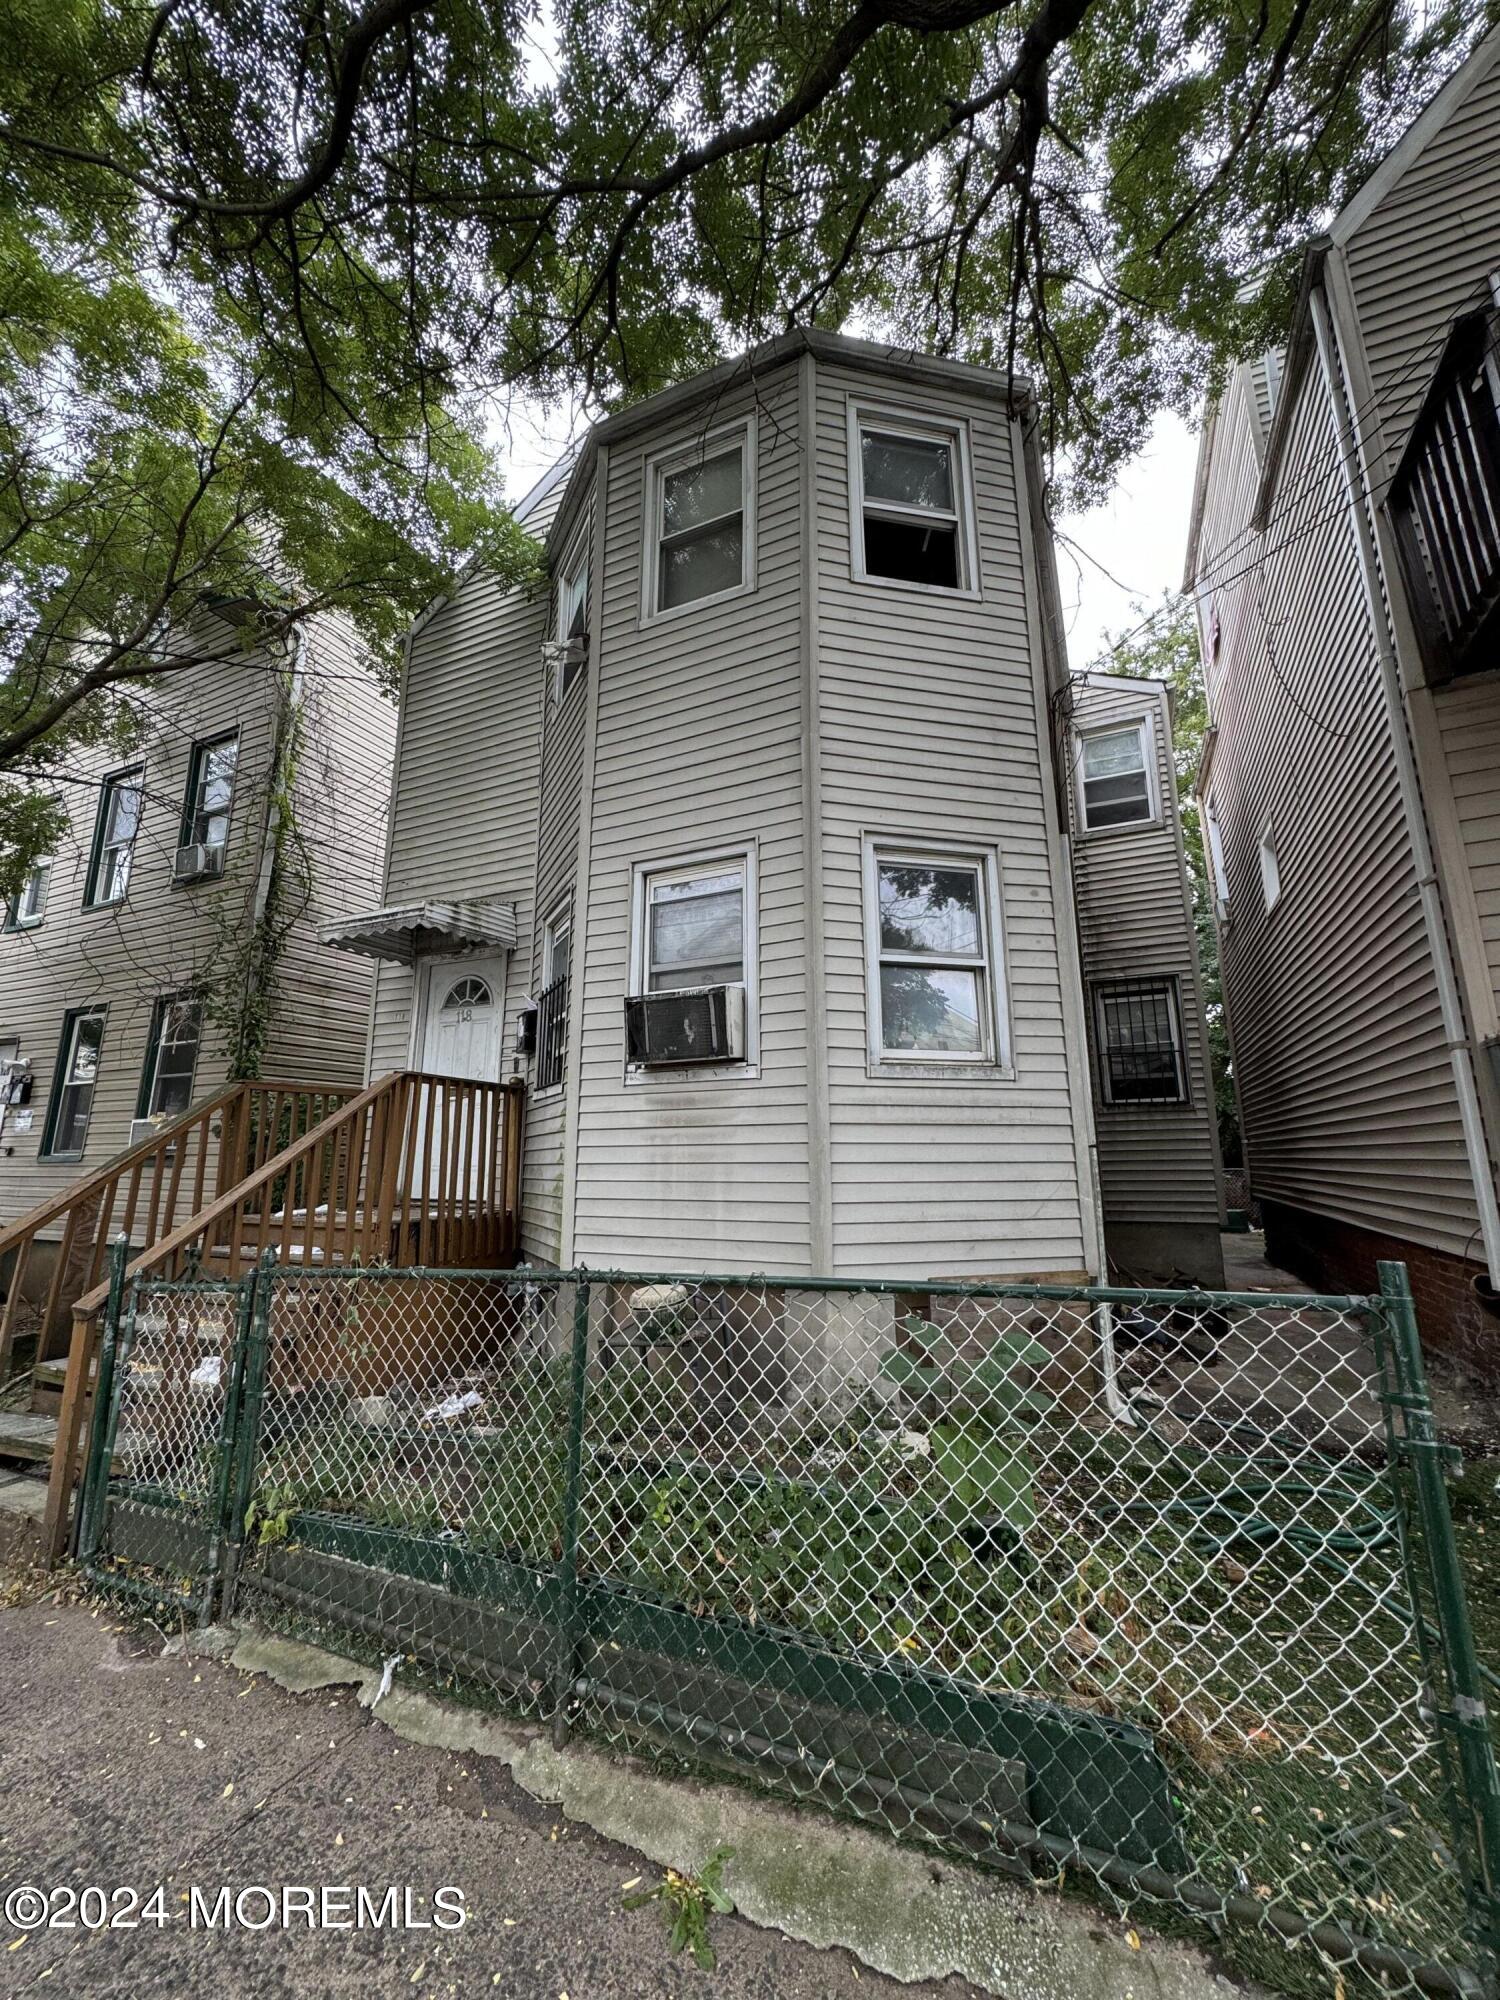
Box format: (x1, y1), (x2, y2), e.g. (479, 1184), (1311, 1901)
(181, 731), (238, 855)
(647, 422), (753, 618)
(43, 1006), (106, 1158)
(553, 524), (590, 699)
(1205, 796), (1231, 913)
(863, 842), (1007, 1067)
(5, 859), (51, 931)
(1078, 721), (1155, 832)
(139, 992), (203, 1121)
(1093, 978), (1187, 1106)
(851, 409), (975, 592)
(86, 767), (144, 908)
(1258, 822), (1282, 912)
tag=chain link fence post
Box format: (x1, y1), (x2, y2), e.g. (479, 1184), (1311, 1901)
(551, 1278), (592, 1750)
(217, 1252), (275, 1622)
(200, 1266), (262, 1628)
(1378, 1259), (1500, 1984)
(74, 1234), (131, 1567)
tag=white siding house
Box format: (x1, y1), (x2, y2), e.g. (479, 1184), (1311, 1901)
(340, 331), (1222, 1283)
(1183, 23), (1500, 1379)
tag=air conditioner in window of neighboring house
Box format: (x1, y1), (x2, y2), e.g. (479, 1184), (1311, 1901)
(623, 984), (747, 1067)
(541, 637), (587, 679)
(129, 1118), (163, 1147)
(173, 841), (225, 883)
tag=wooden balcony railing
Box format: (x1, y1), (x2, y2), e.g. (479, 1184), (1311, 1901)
(0, 1078), (355, 1379)
(39, 1069), (525, 1560)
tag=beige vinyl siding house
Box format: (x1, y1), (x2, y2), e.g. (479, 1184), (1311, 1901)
(1183, 22), (1500, 1379)
(0, 615), (396, 1241)
(337, 329), (1223, 1285)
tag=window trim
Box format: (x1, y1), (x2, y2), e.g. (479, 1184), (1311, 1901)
(178, 728), (241, 858)
(626, 842), (759, 1080)
(84, 765), (145, 909)
(553, 518), (591, 701)
(640, 416), (756, 626)
(41, 1004), (108, 1160)
(136, 990), (203, 1122)
(861, 835), (1012, 1076)
(1091, 976), (1189, 1109)
(5, 858), (51, 932)
(1075, 717), (1160, 837)
(847, 402), (980, 599)
(1258, 819), (1282, 913)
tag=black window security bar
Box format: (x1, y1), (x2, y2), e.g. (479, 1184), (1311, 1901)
(1095, 978), (1186, 1104)
(1389, 304), (1500, 682)
(535, 972), (568, 1090)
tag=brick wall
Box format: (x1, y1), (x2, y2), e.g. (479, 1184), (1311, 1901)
(1261, 1197), (1500, 1388)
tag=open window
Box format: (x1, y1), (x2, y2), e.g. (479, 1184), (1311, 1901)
(43, 1006), (106, 1158)
(1258, 821), (1282, 912)
(86, 768), (144, 907)
(551, 522), (590, 699)
(851, 410), (975, 592)
(646, 422), (753, 617)
(1092, 978), (1187, 1106)
(625, 851), (754, 1069)
(863, 842), (1008, 1067)
(1077, 721), (1155, 832)
(176, 731), (238, 881)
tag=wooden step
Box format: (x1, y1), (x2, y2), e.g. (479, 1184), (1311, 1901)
(0, 1409), (133, 1473)
(28, 1360), (73, 1421)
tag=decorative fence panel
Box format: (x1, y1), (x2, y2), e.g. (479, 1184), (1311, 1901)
(78, 1257), (1500, 1999)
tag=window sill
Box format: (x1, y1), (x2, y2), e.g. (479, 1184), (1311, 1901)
(41, 1149), (84, 1164)
(866, 1059), (1015, 1083)
(639, 578), (755, 630)
(1076, 817), (1164, 841)
(625, 1061), (760, 1087)
(82, 895), (129, 914)
(849, 568), (981, 603)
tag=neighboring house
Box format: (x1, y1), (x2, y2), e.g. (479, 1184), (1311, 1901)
(0, 613), (397, 1253)
(327, 328), (1223, 1284)
(1183, 23), (1500, 1378)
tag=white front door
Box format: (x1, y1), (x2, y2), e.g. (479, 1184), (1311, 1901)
(415, 955), (506, 1200)
(419, 955), (505, 1082)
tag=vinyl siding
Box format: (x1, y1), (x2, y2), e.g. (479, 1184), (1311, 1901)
(1193, 360), (1477, 1256)
(1340, 39), (1500, 464)
(814, 362), (1089, 1279)
(1433, 673), (1500, 1020)
(1067, 678), (1223, 1233)
(0, 619), (387, 1228)
(568, 365), (815, 1268)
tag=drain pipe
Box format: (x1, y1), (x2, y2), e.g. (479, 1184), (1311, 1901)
(1308, 286), (1500, 1292)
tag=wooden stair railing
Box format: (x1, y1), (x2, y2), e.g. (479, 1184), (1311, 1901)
(39, 1069), (525, 1562)
(0, 1078), (355, 1382)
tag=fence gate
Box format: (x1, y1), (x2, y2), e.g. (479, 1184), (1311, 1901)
(76, 1252), (1500, 2000)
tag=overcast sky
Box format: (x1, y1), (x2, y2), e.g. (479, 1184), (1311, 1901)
(491, 392), (1202, 675)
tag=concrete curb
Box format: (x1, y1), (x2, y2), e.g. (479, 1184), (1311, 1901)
(217, 1622), (1260, 2000)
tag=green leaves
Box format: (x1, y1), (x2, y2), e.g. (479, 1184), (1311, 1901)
(622, 1846), (736, 1972)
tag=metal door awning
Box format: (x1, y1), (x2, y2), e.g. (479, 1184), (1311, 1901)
(320, 898), (517, 964)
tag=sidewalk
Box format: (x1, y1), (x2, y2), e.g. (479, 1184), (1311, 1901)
(0, 1591), (1252, 2000)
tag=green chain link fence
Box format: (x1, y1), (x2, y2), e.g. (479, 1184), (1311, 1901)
(77, 1254), (1500, 1998)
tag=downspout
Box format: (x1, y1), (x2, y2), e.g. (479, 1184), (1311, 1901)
(1308, 286), (1500, 1290)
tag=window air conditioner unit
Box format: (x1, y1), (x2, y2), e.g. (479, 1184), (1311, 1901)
(129, 1118), (161, 1147)
(624, 984), (746, 1067)
(174, 841), (225, 882)
(541, 637), (587, 675)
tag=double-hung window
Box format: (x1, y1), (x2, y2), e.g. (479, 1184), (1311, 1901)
(5, 859), (50, 931)
(1093, 978), (1187, 1105)
(554, 526), (590, 699)
(139, 992), (203, 1121)
(647, 423), (751, 616)
(639, 859), (747, 992)
(1078, 722), (1154, 831)
(87, 768), (144, 907)
(181, 731), (239, 854)
(865, 845), (1005, 1064)
(44, 1007), (106, 1157)
(537, 907), (571, 1090)
(852, 412), (973, 591)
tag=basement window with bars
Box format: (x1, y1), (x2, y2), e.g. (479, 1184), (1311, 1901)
(1093, 978), (1187, 1105)
(536, 908), (571, 1090)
